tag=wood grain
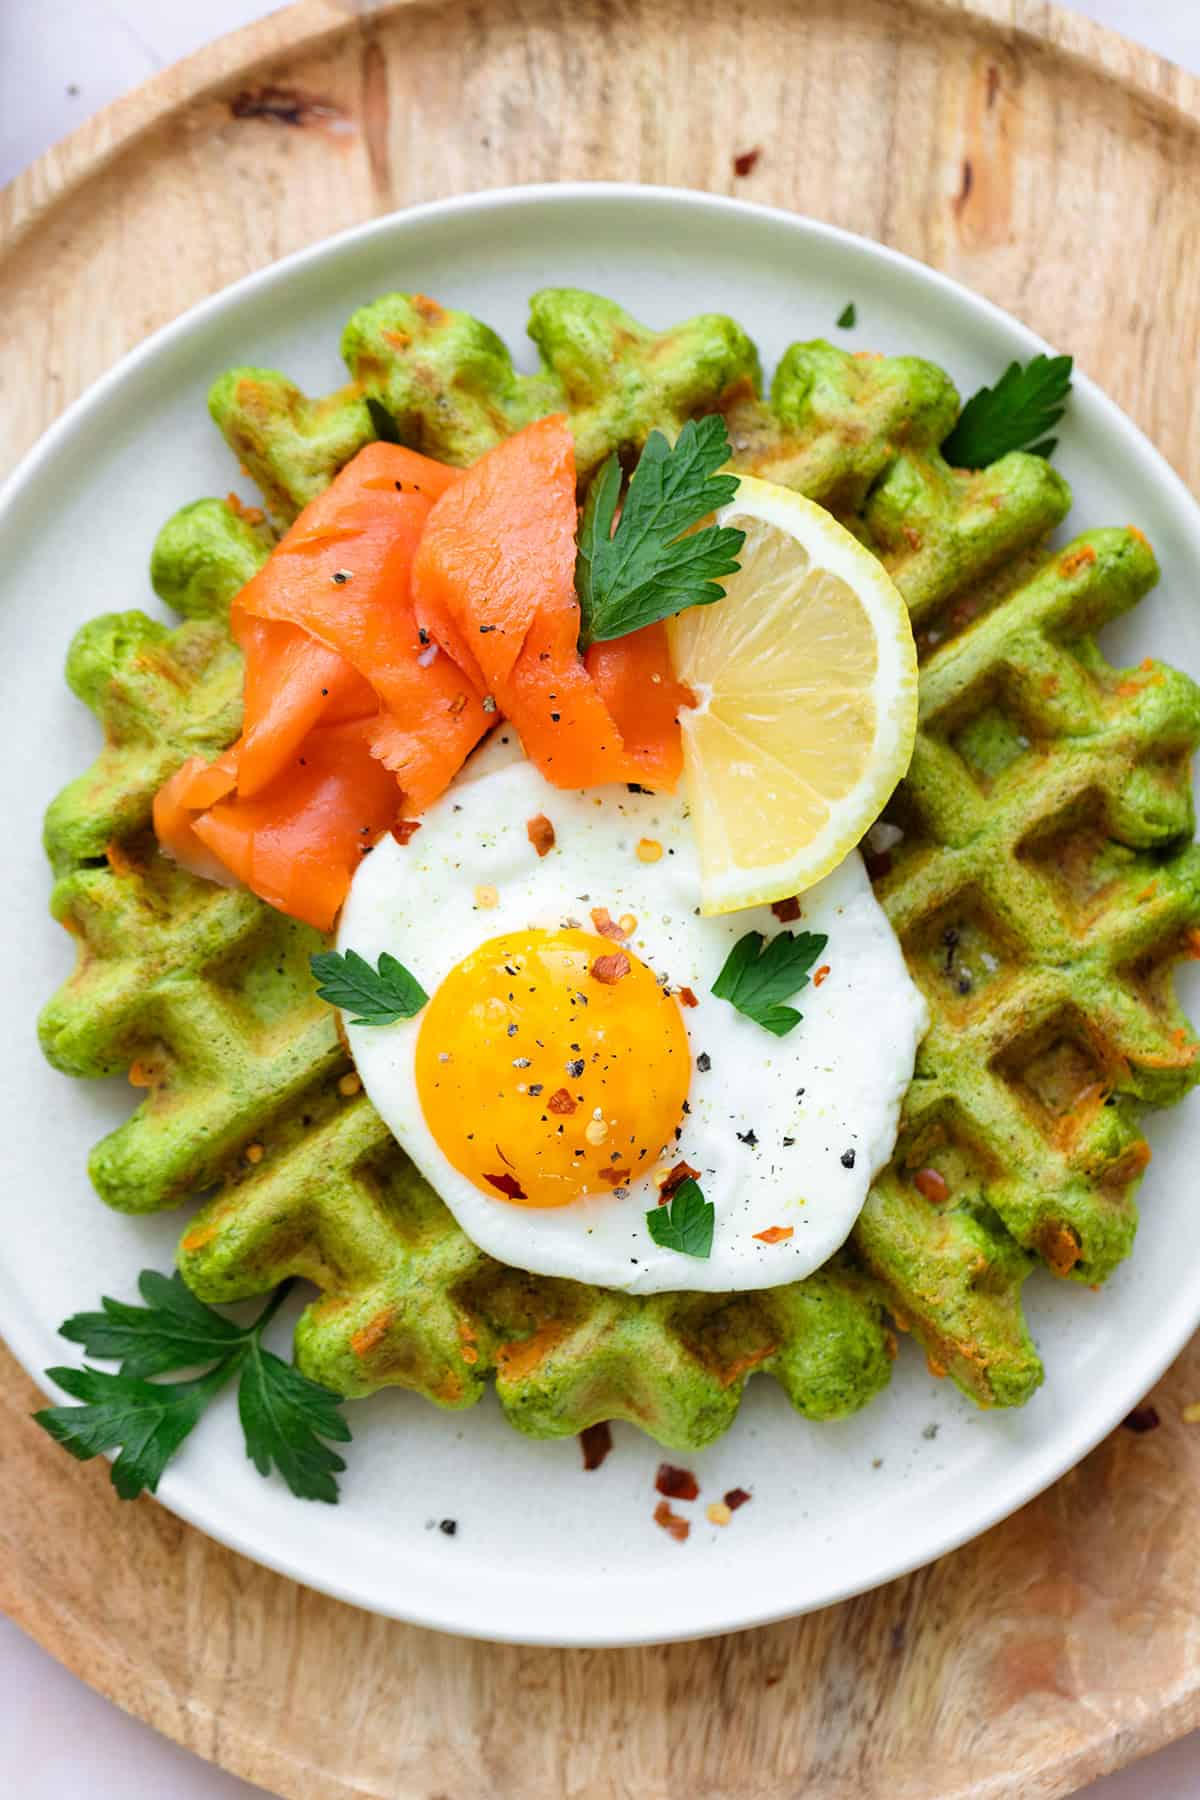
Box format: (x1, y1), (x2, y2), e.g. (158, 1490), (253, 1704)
(4, 2), (1200, 1796)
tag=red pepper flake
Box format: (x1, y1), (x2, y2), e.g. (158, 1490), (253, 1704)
(655, 1462), (699, 1502)
(732, 146), (761, 177)
(653, 1499), (690, 1542)
(390, 819), (421, 845)
(1122, 1404), (1160, 1434)
(526, 813), (556, 857)
(591, 951), (632, 985)
(658, 1160), (701, 1202)
(484, 1171), (528, 1201)
(754, 1225), (794, 1244)
(590, 906), (630, 941)
(723, 1487), (752, 1511)
(677, 985), (699, 1008)
(598, 1165), (632, 1186)
(914, 1167), (950, 1205)
(579, 1421), (614, 1469)
(547, 1087), (577, 1116)
(813, 964), (831, 987)
(771, 896), (801, 922)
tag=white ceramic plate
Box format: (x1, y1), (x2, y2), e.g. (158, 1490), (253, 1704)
(3, 185), (1200, 1648)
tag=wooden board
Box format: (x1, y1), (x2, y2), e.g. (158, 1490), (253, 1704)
(4, 2), (1200, 1795)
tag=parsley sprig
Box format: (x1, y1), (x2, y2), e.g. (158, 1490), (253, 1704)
(576, 416), (745, 648)
(34, 1272), (351, 1504)
(712, 929), (829, 1037)
(646, 1178), (715, 1258)
(311, 948), (428, 1026)
(941, 354), (1073, 468)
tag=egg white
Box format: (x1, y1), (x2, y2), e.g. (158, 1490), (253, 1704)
(338, 738), (928, 1294)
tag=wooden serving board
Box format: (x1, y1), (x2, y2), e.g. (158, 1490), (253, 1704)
(4, 2), (1200, 1795)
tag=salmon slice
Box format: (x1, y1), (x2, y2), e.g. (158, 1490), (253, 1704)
(234, 442), (485, 811)
(154, 442), (486, 929)
(190, 719), (403, 932)
(413, 416), (683, 789)
(412, 415), (578, 693)
(585, 623), (692, 790)
(153, 749), (240, 888)
(233, 613), (374, 798)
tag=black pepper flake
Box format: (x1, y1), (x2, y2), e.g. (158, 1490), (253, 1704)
(479, 624), (496, 633)
(418, 627), (430, 645)
(783, 1136), (795, 1147)
(956, 972), (973, 995)
(332, 569), (352, 585)
(627, 782), (652, 795)
(1122, 1404), (1160, 1434)
(697, 1052), (712, 1072)
(840, 1149), (856, 1169)
(507, 1023), (518, 1037)
(528, 1084), (543, 1096)
(737, 1128), (758, 1148)
(567, 1058), (585, 1078)
(482, 694), (497, 713)
(438, 1518), (458, 1536)
(550, 712), (561, 722)
(512, 1057), (531, 1069)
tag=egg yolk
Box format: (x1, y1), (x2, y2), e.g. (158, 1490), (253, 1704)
(415, 928), (691, 1208)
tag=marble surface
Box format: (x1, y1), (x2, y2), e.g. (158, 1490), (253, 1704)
(3, 1), (1200, 1794)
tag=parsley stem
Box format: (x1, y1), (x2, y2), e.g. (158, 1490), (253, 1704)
(251, 1278), (296, 1341)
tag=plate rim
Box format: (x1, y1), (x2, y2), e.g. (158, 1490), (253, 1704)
(5, 179), (1200, 1647)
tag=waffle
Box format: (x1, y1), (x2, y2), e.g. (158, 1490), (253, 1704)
(38, 290), (1200, 1447)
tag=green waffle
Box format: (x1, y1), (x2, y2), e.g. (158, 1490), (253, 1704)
(38, 290), (1200, 1448)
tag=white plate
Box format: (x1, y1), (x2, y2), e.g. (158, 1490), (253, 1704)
(3, 184), (1200, 1648)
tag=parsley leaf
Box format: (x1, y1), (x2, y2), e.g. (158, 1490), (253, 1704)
(941, 354), (1072, 468)
(576, 416), (745, 648)
(59, 1268), (244, 1377)
(238, 1342), (351, 1504)
(37, 1362), (235, 1500)
(711, 929), (828, 1037)
(645, 1178), (715, 1258)
(366, 396), (403, 443)
(311, 948), (428, 1026)
(34, 1272), (352, 1504)
(837, 302), (857, 329)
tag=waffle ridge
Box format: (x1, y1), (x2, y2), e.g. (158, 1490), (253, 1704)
(38, 289), (1200, 1445)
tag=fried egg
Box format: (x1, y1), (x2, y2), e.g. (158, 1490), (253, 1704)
(338, 739), (927, 1294)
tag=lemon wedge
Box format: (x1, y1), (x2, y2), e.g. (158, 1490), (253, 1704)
(667, 476), (918, 915)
